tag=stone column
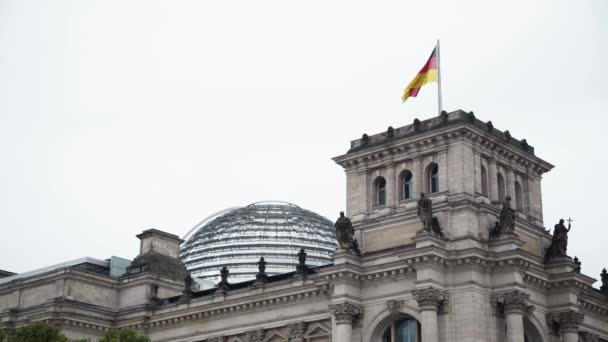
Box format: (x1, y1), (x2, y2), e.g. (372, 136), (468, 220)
(329, 302), (363, 342)
(560, 312), (584, 342)
(473, 152), (482, 195)
(547, 311), (584, 342)
(413, 157), (422, 199)
(506, 167), (516, 201)
(494, 291), (533, 342)
(358, 170), (369, 214)
(412, 288), (445, 342)
(488, 159), (499, 202)
(386, 163), (396, 209)
(437, 152), (448, 192)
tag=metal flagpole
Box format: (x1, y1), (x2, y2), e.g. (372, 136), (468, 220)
(436, 39), (443, 115)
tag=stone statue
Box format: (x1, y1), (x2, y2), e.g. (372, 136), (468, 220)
(494, 196), (516, 236)
(257, 257), (267, 274)
(546, 219), (572, 259)
(352, 239), (362, 256)
(600, 269), (608, 294)
(256, 257), (268, 282)
(417, 193), (444, 237)
(573, 256), (581, 272)
(218, 266), (230, 291)
(417, 193), (433, 232)
(296, 248), (307, 274)
(181, 275), (194, 299)
(335, 211), (354, 250)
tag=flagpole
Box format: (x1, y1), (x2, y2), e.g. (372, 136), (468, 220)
(436, 39), (443, 115)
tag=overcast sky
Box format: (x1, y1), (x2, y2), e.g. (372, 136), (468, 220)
(1, 0), (606, 284)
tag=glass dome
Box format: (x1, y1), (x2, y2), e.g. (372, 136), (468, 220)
(180, 201), (336, 283)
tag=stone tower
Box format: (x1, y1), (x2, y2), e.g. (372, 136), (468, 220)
(331, 110), (594, 342)
(333, 110), (553, 255)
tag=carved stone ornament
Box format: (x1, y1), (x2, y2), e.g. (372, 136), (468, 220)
(521, 139), (530, 152)
(580, 331), (599, 342)
(412, 287), (446, 311)
(287, 322), (307, 342)
(247, 329), (265, 342)
(546, 311), (584, 335)
(361, 134), (369, 145)
(413, 118), (421, 132)
(504, 130), (512, 142)
(387, 126), (395, 138)
(491, 291), (534, 316)
(329, 302), (364, 324)
(486, 121), (494, 133)
(467, 111), (476, 123)
(386, 300), (403, 314)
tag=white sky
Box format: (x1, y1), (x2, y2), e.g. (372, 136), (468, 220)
(1, 0), (606, 285)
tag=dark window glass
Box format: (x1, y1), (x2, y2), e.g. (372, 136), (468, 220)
(402, 171), (413, 200)
(430, 165), (439, 193)
(376, 178), (386, 206)
(383, 318), (418, 342)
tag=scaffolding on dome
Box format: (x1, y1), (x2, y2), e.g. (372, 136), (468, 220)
(180, 201), (337, 283)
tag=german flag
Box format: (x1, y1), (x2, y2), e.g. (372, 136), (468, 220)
(402, 47), (438, 103)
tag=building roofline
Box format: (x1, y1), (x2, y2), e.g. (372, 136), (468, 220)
(0, 257), (109, 285)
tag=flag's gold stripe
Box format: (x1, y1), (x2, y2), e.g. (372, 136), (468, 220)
(402, 70), (438, 102)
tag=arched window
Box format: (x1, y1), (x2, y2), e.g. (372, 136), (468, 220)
(400, 170), (413, 200)
(515, 181), (523, 211)
(428, 164), (439, 193)
(374, 177), (387, 207)
(382, 317), (420, 342)
(481, 165), (489, 196)
(497, 173), (506, 201)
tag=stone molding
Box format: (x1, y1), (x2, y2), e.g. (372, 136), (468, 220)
(329, 302), (364, 325)
(386, 299), (403, 314)
(412, 287), (446, 311)
(334, 114), (550, 176)
(578, 298), (608, 318)
(491, 291), (534, 316)
(546, 311), (584, 335)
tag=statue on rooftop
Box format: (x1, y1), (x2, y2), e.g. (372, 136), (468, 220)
(545, 219), (572, 260)
(600, 269), (608, 294)
(256, 257), (268, 282)
(296, 248), (308, 274)
(218, 266), (230, 291)
(181, 275), (194, 299)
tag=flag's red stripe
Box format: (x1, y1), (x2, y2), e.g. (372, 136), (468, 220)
(409, 87), (421, 97)
(417, 56), (438, 74)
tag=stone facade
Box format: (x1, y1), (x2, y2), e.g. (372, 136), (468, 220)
(1, 110), (608, 342)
